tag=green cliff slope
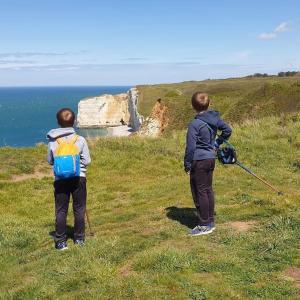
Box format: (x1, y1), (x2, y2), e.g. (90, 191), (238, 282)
(0, 77), (300, 299)
(137, 76), (300, 132)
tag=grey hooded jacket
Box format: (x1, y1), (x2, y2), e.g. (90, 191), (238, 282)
(47, 127), (91, 179)
(184, 110), (232, 172)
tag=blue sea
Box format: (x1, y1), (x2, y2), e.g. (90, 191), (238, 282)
(0, 86), (130, 147)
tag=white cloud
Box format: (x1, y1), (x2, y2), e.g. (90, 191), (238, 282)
(120, 57), (149, 61)
(259, 32), (277, 40)
(0, 61), (253, 72)
(274, 22), (289, 33)
(0, 51), (86, 58)
(258, 21), (290, 40)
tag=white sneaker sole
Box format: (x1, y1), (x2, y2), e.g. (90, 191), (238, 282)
(189, 230), (213, 236)
(57, 247), (68, 251)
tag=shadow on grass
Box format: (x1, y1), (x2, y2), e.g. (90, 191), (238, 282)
(49, 225), (74, 240)
(165, 206), (199, 229)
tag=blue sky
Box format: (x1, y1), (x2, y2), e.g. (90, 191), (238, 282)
(0, 0), (299, 86)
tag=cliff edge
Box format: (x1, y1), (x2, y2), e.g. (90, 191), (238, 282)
(138, 99), (168, 137)
(77, 88), (143, 131)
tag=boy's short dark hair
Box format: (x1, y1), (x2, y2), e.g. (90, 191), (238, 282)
(191, 92), (210, 112)
(56, 108), (75, 127)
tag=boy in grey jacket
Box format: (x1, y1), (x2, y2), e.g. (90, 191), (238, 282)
(184, 92), (232, 236)
(47, 108), (91, 250)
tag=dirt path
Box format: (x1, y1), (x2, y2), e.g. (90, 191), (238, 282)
(1, 169), (52, 183)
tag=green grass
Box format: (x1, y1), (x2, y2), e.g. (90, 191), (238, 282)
(0, 113), (300, 299)
(137, 76), (300, 132)
(0, 145), (46, 180)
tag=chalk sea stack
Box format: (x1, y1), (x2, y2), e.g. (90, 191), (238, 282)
(77, 88), (143, 132)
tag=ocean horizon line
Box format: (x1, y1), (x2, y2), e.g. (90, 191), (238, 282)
(0, 85), (133, 89)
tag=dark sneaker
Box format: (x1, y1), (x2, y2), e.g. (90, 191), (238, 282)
(189, 225), (213, 236)
(55, 241), (68, 250)
(74, 239), (85, 246)
(210, 222), (216, 231)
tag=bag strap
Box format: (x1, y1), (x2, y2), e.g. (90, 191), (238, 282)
(69, 134), (78, 145)
(196, 120), (215, 148)
(56, 135), (78, 145)
(56, 138), (63, 145)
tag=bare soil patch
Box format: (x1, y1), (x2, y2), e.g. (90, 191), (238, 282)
(118, 264), (136, 277)
(284, 267), (300, 287)
(226, 221), (258, 232)
(140, 227), (161, 237)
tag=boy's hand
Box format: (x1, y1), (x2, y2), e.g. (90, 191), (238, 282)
(184, 167), (191, 175)
(214, 141), (220, 151)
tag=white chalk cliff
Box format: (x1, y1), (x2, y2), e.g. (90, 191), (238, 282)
(128, 87), (143, 131)
(77, 88), (143, 130)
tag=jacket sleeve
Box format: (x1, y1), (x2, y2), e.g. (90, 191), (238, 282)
(215, 118), (232, 145)
(47, 143), (54, 165)
(80, 138), (91, 166)
(184, 122), (198, 172)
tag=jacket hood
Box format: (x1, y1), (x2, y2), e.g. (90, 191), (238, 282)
(195, 110), (220, 128)
(46, 127), (75, 140)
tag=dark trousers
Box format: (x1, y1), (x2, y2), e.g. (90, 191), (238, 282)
(190, 159), (215, 226)
(54, 177), (87, 242)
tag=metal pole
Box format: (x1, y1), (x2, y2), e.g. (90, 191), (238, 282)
(85, 209), (95, 236)
(235, 161), (283, 195)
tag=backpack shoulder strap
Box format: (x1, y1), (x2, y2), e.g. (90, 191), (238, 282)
(69, 134), (78, 144)
(56, 135), (78, 144)
(195, 119), (215, 149)
(56, 137), (64, 145)
(197, 119), (214, 133)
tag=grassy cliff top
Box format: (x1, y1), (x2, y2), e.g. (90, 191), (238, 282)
(0, 112), (300, 298)
(137, 76), (300, 132)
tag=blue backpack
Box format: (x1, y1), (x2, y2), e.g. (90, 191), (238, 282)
(53, 135), (80, 179)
